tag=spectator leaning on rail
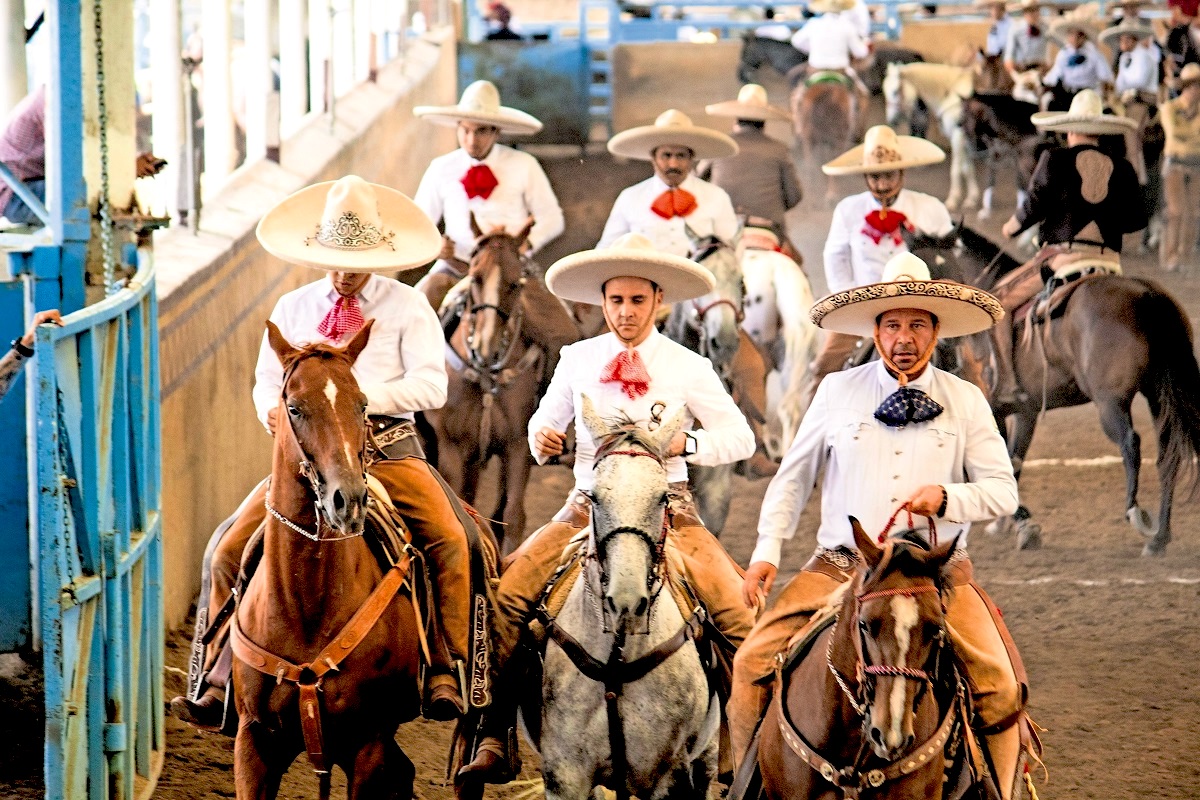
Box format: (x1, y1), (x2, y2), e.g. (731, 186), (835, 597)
(0, 309), (63, 401)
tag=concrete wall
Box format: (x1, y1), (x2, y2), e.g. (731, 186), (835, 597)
(898, 18), (991, 65)
(154, 31), (458, 629)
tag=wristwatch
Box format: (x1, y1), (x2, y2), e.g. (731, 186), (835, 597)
(682, 432), (698, 457)
(10, 338), (34, 358)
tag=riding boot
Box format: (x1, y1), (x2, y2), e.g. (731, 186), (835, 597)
(457, 658), (524, 784)
(990, 315), (1024, 410)
(981, 725), (1022, 800)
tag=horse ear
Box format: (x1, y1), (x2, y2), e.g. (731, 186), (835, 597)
(851, 517), (885, 567)
(343, 318), (374, 362)
(650, 405), (690, 458)
(469, 211), (483, 239)
(683, 223), (702, 251)
(266, 320), (298, 366)
(516, 216), (535, 246)
(928, 533), (961, 572)
(580, 393), (609, 443)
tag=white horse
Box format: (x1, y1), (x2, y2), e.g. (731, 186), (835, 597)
(884, 61), (980, 212)
(528, 395), (720, 800)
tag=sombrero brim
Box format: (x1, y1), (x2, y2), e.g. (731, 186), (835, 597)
(413, 105), (543, 135)
(704, 99), (791, 121)
(1030, 109), (1138, 133)
(545, 248), (716, 305)
(1048, 18), (1101, 40)
(822, 136), (946, 175)
(810, 0), (855, 12)
(607, 125), (739, 160)
(256, 182), (442, 273)
(810, 280), (1003, 338)
(1098, 23), (1155, 45)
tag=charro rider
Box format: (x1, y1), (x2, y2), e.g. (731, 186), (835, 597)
(171, 176), (491, 729)
(1100, 20), (1161, 186)
(977, 0), (1013, 59)
(803, 124), (951, 402)
(994, 91), (1146, 409)
(1043, 13), (1114, 109)
(789, 0), (872, 140)
(732, 252), (1033, 800)
(1003, 0), (1051, 77)
(457, 233), (758, 785)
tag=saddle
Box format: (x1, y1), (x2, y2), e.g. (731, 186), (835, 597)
(805, 69), (853, 89)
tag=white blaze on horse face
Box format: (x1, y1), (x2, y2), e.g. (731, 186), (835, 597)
(477, 263), (501, 358)
(886, 594), (920, 750)
(324, 378), (354, 465)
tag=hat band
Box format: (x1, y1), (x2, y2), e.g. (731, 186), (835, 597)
(865, 144), (904, 168)
(309, 211), (396, 252)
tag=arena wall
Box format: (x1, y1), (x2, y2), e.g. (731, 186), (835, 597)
(153, 30), (458, 629)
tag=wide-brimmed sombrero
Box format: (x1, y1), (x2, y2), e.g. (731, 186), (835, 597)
(974, 0), (1007, 9)
(810, 0), (856, 13)
(1006, 0), (1055, 13)
(1049, 10), (1102, 41)
(705, 84), (791, 122)
(810, 252), (1003, 338)
(1098, 21), (1156, 45)
(545, 233), (716, 305)
(1179, 62), (1200, 89)
(414, 80), (543, 135)
(256, 175), (442, 273)
(607, 109), (739, 161)
(822, 125), (946, 175)
(1030, 88), (1137, 133)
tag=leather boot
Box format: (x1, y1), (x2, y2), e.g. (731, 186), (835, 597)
(169, 687), (225, 731)
(990, 316), (1025, 411)
(426, 672), (465, 721)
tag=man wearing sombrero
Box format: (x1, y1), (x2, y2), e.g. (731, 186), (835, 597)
(994, 90), (1145, 408)
(1101, 20), (1161, 184)
(732, 253), (1034, 800)
(171, 176), (490, 729)
(790, 0), (872, 138)
(977, 0), (1013, 59)
(599, 109), (740, 257)
(1004, 0), (1051, 76)
(1043, 11), (1114, 108)
(458, 234), (757, 784)
(802, 125), (952, 401)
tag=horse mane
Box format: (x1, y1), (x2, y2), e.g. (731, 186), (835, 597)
(861, 534), (951, 598)
(279, 341), (356, 372)
(593, 412), (662, 460)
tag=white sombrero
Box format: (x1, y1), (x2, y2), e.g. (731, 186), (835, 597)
(256, 175), (442, 273)
(1179, 62), (1200, 89)
(545, 233), (716, 305)
(705, 84), (791, 122)
(810, 0), (856, 13)
(973, 0), (1007, 9)
(810, 252), (1003, 338)
(1006, 0), (1054, 13)
(1098, 21), (1156, 46)
(1049, 11), (1102, 41)
(1030, 89), (1138, 133)
(413, 80), (543, 135)
(822, 125), (946, 175)
(607, 109), (739, 161)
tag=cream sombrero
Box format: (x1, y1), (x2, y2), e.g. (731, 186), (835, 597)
(545, 233), (716, 305)
(1049, 10), (1102, 41)
(822, 125), (946, 175)
(1030, 89), (1137, 133)
(810, 252), (1003, 338)
(256, 175), (442, 273)
(1098, 21), (1156, 45)
(1006, 0), (1054, 13)
(1179, 62), (1200, 89)
(414, 80), (543, 135)
(607, 109), (739, 161)
(810, 0), (856, 13)
(705, 84), (791, 122)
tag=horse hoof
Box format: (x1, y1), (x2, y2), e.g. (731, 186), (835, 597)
(1126, 506), (1157, 538)
(985, 516), (1016, 537)
(1016, 520), (1042, 550)
(1141, 539), (1168, 557)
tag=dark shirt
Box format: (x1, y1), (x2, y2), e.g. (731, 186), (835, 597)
(485, 27), (524, 40)
(1165, 24), (1200, 73)
(1015, 144), (1147, 250)
(696, 126), (802, 227)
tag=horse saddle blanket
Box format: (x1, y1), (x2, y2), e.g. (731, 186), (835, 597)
(805, 69), (852, 88)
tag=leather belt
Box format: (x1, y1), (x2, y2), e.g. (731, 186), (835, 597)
(368, 416), (425, 461)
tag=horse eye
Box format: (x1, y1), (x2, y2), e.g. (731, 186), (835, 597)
(287, 405), (302, 417)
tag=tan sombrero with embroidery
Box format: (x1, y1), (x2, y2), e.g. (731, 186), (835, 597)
(1098, 21), (1156, 45)
(810, 252), (1003, 338)
(1031, 88), (1138, 133)
(545, 233), (716, 305)
(822, 125), (946, 175)
(256, 175), (442, 273)
(705, 84), (791, 122)
(414, 80), (543, 135)
(607, 109), (739, 161)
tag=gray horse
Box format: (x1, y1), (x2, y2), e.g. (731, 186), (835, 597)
(525, 395), (720, 800)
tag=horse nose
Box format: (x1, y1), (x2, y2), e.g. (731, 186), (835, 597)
(329, 484), (366, 534)
(902, 733), (914, 752)
(869, 727), (885, 750)
(634, 597), (648, 616)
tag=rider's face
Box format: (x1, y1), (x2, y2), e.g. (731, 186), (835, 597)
(865, 170), (904, 205)
(602, 277), (662, 346)
(1119, 34), (1137, 52)
(330, 271), (371, 297)
(651, 146), (696, 188)
(1068, 30), (1086, 49)
(457, 121), (501, 160)
(876, 309), (938, 374)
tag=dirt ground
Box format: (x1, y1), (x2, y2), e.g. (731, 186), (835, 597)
(6, 87), (1200, 799)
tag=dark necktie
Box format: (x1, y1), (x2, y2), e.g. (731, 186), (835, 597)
(874, 386), (944, 427)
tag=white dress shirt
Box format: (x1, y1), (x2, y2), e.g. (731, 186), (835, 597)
(528, 328), (755, 490)
(985, 16), (1012, 57)
(1004, 21), (1048, 67)
(791, 13), (870, 70)
(751, 360), (1019, 566)
(824, 189), (954, 295)
(843, 0), (872, 40)
(414, 143), (565, 263)
(598, 174), (739, 257)
(1043, 41), (1113, 91)
(1115, 44), (1160, 94)
(252, 275), (448, 429)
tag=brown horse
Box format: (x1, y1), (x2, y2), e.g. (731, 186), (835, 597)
(232, 321), (422, 800)
(792, 75), (857, 206)
(424, 217), (546, 553)
(756, 523), (974, 800)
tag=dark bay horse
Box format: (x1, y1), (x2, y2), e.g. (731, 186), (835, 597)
(792, 76), (857, 205)
(232, 321), (422, 799)
(738, 33), (806, 85)
(961, 93), (1048, 221)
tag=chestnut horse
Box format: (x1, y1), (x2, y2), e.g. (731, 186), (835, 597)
(792, 75), (857, 206)
(232, 321), (422, 800)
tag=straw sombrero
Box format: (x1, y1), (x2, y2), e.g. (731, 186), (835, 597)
(1179, 62), (1200, 89)
(607, 109), (739, 161)
(822, 125), (946, 175)
(414, 80), (543, 135)
(810, 0), (856, 13)
(256, 176), (442, 273)
(1098, 21), (1156, 45)
(1030, 89), (1138, 133)
(974, 0), (1007, 9)
(1006, 0), (1054, 13)
(809, 252), (1003, 338)
(545, 233), (716, 305)
(1049, 11), (1102, 41)
(705, 84), (791, 122)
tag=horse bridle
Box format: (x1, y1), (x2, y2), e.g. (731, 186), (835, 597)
(686, 236), (746, 365)
(463, 236), (532, 377)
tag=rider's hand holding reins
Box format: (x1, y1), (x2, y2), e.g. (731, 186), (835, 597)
(742, 562), (777, 610)
(438, 235), (456, 262)
(534, 427), (567, 459)
(905, 484), (947, 518)
(267, 407), (278, 437)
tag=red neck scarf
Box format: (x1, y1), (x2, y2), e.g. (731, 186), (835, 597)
(600, 349), (651, 399)
(651, 188), (698, 219)
(462, 164), (499, 200)
(861, 208), (910, 246)
(317, 295), (365, 342)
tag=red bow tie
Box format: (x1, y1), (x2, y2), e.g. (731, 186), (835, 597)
(462, 164), (499, 200)
(317, 295), (365, 342)
(651, 188), (698, 220)
(600, 349), (651, 400)
(861, 209), (910, 245)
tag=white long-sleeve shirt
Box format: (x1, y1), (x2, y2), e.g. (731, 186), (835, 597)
(823, 189), (954, 295)
(1115, 44), (1160, 95)
(528, 328), (755, 490)
(843, 0), (872, 39)
(414, 143), (565, 263)
(751, 360), (1019, 566)
(1004, 21), (1048, 68)
(598, 174), (739, 257)
(1043, 41), (1113, 91)
(252, 275), (448, 430)
(985, 16), (1012, 58)
(791, 13), (870, 70)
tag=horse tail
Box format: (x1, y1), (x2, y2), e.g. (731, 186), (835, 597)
(1139, 285), (1200, 499)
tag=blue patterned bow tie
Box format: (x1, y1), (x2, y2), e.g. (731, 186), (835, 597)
(875, 387), (944, 427)
(1067, 53), (1087, 67)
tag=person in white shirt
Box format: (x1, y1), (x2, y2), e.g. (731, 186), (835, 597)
(457, 233), (756, 785)
(754, 5), (795, 41)
(978, 0), (1013, 58)
(1102, 22), (1161, 184)
(1043, 17), (1115, 105)
(599, 109), (740, 257)
(729, 253), (1032, 800)
(1004, 0), (1051, 74)
(843, 0), (872, 39)
(791, 0), (872, 134)
(170, 177), (491, 730)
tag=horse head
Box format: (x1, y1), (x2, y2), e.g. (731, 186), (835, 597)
(883, 63), (917, 130)
(681, 228), (745, 373)
(851, 518), (959, 760)
(581, 394), (688, 634)
(901, 224), (967, 283)
(266, 319), (373, 537)
(465, 212), (533, 362)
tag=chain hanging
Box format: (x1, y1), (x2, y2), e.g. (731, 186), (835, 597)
(92, 0), (117, 296)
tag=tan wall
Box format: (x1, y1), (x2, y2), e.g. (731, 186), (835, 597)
(897, 18), (991, 65)
(154, 31), (458, 630)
